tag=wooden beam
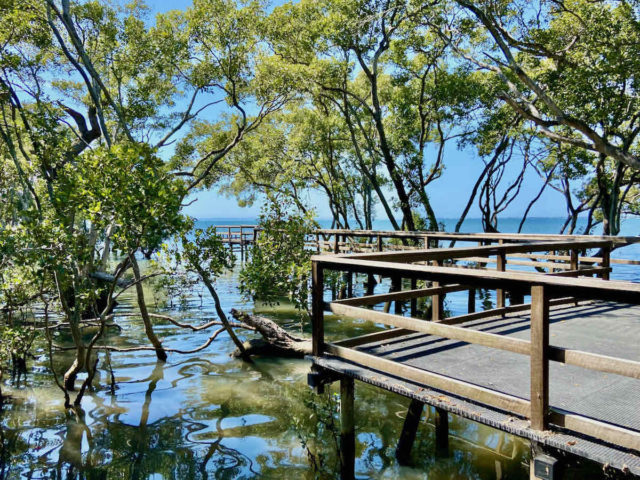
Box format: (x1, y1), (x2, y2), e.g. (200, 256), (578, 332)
(530, 285), (550, 431)
(336, 240), (613, 264)
(432, 260), (443, 321)
(438, 297), (576, 326)
(333, 328), (413, 348)
(496, 251), (506, 309)
(332, 284), (467, 307)
(311, 256), (640, 305)
(549, 409), (640, 452)
(314, 228), (640, 245)
(396, 399), (424, 465)
(325, 343), (530, 417)
(312, 262), (324, 356)
(435, 407), (449, 457)
(548, 346), (640, 380)
(340, 376), (355, 480)
(328, 303), (531, 355)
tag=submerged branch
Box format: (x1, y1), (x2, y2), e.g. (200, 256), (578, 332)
(230, 309), (311, 358)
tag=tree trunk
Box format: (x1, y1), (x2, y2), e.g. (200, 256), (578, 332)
(130, 255), (167, 362)
(196, 267), (253, 362)
(230, 310), (311, 358)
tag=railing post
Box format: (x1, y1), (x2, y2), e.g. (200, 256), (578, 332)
(334, 234), (339, 254)
(312, 261), (325, 356)
(392, 275), (402, 314)
(496, 250), (506, 309)
(468, 288), (476, 314)
(377, 234), (383, 252)
(530, 284), (549, 431)
(424, 235), (430, 249)
(601, 246), (611, 280)
(432, 260), (443, 321)
(410, 278), (418, 317)
(316, 232), (320, 253)
(570, 249), (578, 271)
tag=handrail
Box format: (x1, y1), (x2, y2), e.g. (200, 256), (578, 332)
(314, 228), (640, 245)
(310, 239), (640, 452)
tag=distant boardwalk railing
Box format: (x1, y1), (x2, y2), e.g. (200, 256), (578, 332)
(307, 232), (640, 476)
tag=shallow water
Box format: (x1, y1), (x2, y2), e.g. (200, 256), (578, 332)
(2, 231), (639, 478)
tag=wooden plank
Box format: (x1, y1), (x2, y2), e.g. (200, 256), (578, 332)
(340, 376), (355, 480)
(329, 302), (531, 355)
(311, 256), (640, 305)
(333, 328), (414, 348)
(468, 289), (476, 314)
(549, 347), (640, 380)
(549, 267), (609, 277)
(325, 343), (531, 417)
(396, 399), (425, 465)
(433, 260), (443, 321)
(496, 251), (506, 309)
(549, 409), (640, 452)
(332, 284), (467, 307)
(530, 285), (550, 431)
(435, 407), (449, 456)
(410, 278), (418, 317)
(314, 228), (640, 245)
(433, 297), (576, 325)
(337, 240), (613, 264)
(602, 246), (611, 280)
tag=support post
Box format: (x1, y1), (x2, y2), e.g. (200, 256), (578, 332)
(601, 246), (611, 280)
(468, 288), (476, 314)
(410, 278), (417, 317)
(377, 234), (383, 252)
(334, 234), (339, 254)
(366, 273), (376, 296)
(432, 261), (443, 321)
(392, 276), (402, 315)
(435, 407), (449, 457)
(570, 249), (578, 271)
(312, 262), (324, 357)
(496, 250), (506, 309)
(510, 290), (525, 305)
(530, 285), (549, 431)
(396, 399), (424, 465)
(340, 377), (355, 480)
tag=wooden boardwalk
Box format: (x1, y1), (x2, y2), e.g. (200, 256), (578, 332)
(317, 302), (640, 474)
(307, 232), (640, 479)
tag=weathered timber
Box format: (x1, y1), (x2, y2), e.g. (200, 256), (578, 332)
(396, 399), (424, 465)
(230, 310), (311, 358)
(530, 285), (550, 431)
(340, 376), (355, 480)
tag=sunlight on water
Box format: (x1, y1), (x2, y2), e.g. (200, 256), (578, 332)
(4, 221), (638, 479)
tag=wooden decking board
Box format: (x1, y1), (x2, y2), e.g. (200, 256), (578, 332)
(311, 355), (640, 476)
(313, 301), (640, 474)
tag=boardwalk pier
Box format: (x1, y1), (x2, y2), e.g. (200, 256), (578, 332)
(306, 231), (640, 479)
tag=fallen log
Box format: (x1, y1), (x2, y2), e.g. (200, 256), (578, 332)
(230, 309), (312, 358)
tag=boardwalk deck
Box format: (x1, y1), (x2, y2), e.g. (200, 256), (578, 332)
(314, 301), (640, 474)
(307, 231), (640, 478)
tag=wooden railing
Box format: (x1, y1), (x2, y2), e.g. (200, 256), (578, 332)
(212, 225), (258, 245)
(311, 238), (640, 452)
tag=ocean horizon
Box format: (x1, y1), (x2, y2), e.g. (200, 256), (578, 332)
(195, 216), (640, 236)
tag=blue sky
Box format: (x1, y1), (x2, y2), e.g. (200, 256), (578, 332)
(147, 0), (567, 221)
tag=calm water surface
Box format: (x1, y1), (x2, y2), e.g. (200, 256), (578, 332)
(1, 218), (638, 479)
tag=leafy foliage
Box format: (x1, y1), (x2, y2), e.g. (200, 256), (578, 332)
(240, 199), (316, 316)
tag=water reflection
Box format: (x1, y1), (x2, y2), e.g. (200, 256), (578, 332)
(0, 264), (621, 479)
